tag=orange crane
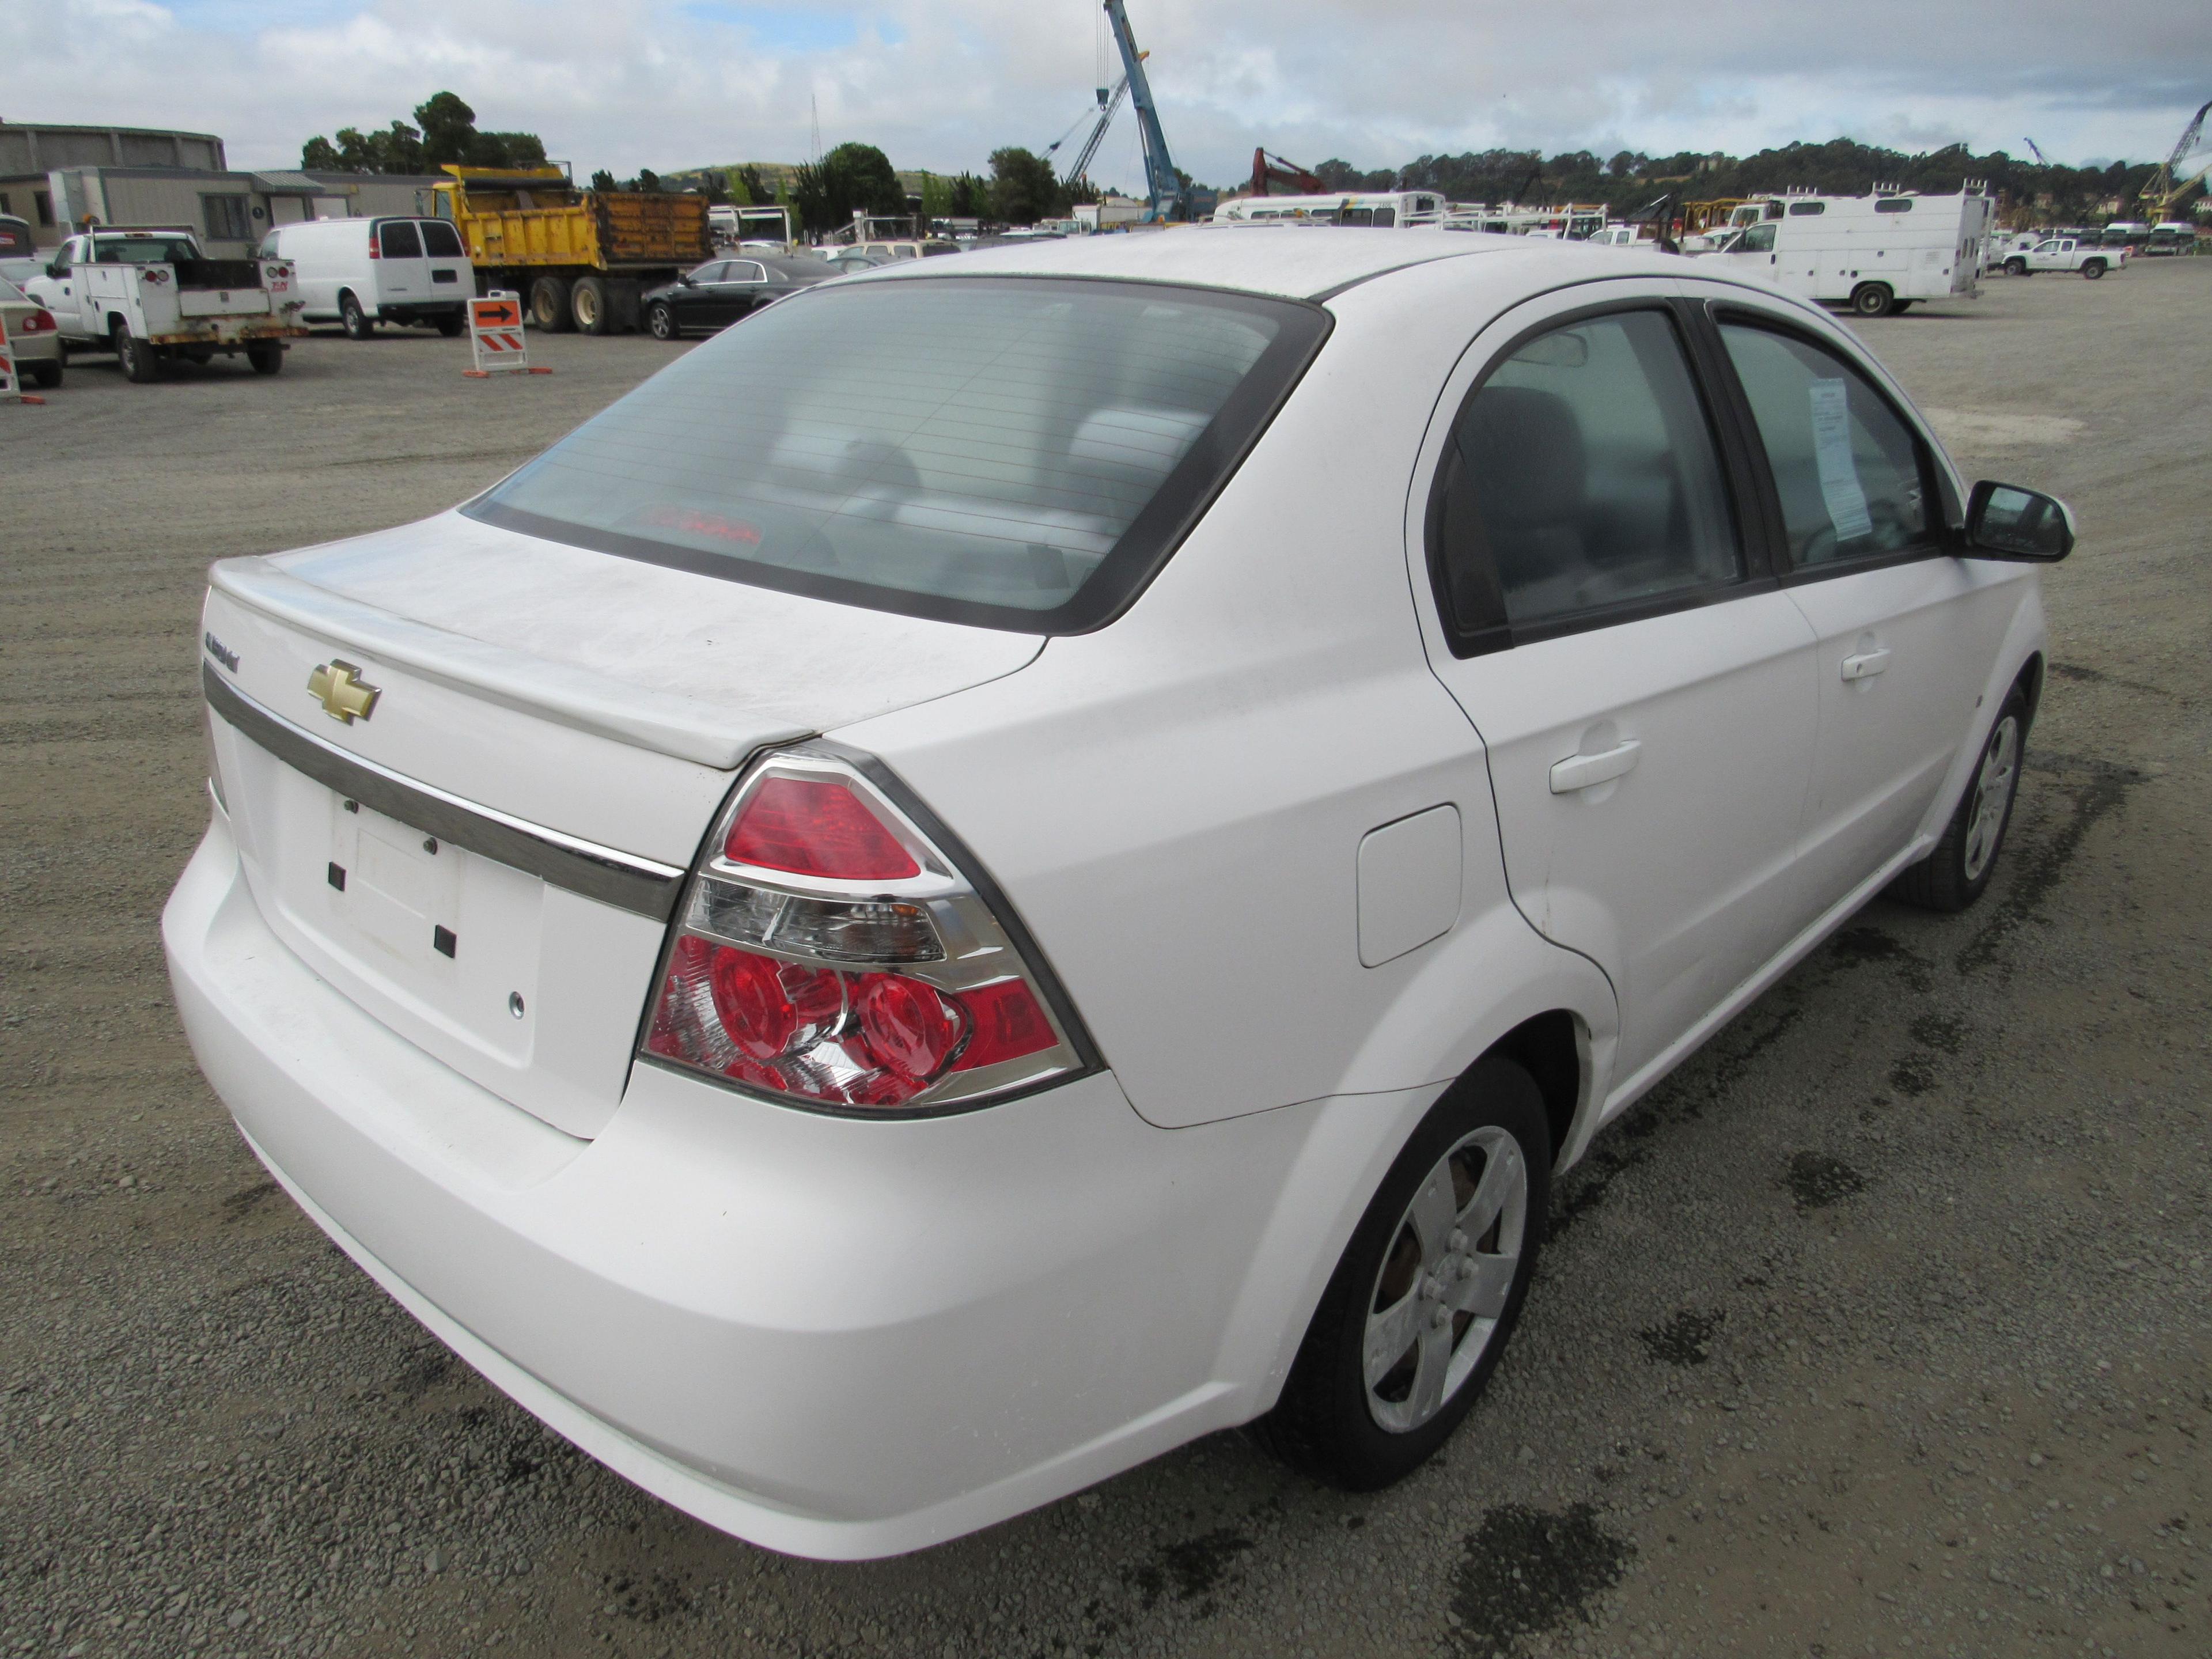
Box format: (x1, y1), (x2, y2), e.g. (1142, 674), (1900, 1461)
(1251, 149), (1325, 196)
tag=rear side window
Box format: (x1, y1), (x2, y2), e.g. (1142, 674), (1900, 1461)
(1430, 309), (1740, 641)
(467, 276), (1328, 632)
(1718, 323), (1931, 567)
(419, 219), (464, 258)
(378, 221), (423, 259)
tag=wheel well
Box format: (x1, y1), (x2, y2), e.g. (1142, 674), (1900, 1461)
(1490, 1010), (1581, 1165)
(2014, 652), (2046, 732)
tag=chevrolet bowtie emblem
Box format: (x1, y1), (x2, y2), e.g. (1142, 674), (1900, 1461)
(306, 660), (380, 725)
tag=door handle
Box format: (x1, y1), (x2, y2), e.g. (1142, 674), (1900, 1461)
(1840, 648), (1891, 681)
(1550, 738), (1641, 794)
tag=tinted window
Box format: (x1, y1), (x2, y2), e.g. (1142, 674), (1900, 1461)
(1719, 323), (1930, 567)
(691, 261), (728, 282)
(1874, 198), (1913, 214)
(1787, 200), (1825, 217)
(467, 278), (1325, 630)
(378, 221), (423, 259)
(201, 194), (252, 241)
(419, 219), (464, 257)
(1374, 207), (1396, 227)
(96, 238), (198, 264)
(1741, 223), (1776, 253)
(1434, 309), (1740, 634)
(732, 261), (767, 282)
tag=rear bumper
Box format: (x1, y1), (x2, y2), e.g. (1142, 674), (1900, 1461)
(162, 813), (1395, 1557)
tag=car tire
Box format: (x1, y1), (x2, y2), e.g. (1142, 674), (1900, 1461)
(571, 275), (612, 336)
(530, 276), (574, 332)
(2003, 257), (2028, 276)
(1252, 1055), (1550, 1491)
(114, 321), (159, 384)
(340, 293), (374, 340)
(646, 302), (679, 341)
(2081, 260), (2105, 280)
(435, 316), (465, 338)
(247, 342), (284, 376)
(1850, 282), (1896, 317)
(28, 359), (62, 389)
(1891, 686), (2029, 913)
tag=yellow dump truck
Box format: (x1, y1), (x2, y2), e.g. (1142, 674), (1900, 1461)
(433, 165), (713, 335)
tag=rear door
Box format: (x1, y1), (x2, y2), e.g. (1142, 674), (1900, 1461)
(1410, 281), (1820, 1090)
(417, 217), (471, 300)
(373, 218), (430, 310)
(1696, 292), (2019, 923)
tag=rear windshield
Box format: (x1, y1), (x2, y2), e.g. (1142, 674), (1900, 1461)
(465, 275), (1328, 631)
(96, 238), (198, 264)
(420, 219), (465, 258)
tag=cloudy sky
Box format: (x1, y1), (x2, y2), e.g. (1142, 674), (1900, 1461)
(7, 0), (2209, 187)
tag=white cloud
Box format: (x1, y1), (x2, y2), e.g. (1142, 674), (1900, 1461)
(2, 0), (2204, 186)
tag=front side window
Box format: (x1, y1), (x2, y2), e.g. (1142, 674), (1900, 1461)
(467, 276), (1327, 630)
(419, 219), (465, 258)
(1741, 223), (1777, 253)
(1431, 308), (1741, 637)
(378, 220), (423, 259)
(1718, 322), (1931, 568)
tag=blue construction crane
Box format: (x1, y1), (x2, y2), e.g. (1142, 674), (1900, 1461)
(1104, 0), (1192, 222)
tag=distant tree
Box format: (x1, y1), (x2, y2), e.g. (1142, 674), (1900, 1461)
(589, 169), (617, 194)
(631, 169), (664, 194)
(732, 164), (771, 207)
(990, 147), (1065, 224)
(791, 142), (906, 233)
(948, 173), (988, 217)
(301, 93), (542, 175)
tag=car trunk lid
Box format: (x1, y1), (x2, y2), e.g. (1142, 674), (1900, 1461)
(201, 510), (1043, 1137)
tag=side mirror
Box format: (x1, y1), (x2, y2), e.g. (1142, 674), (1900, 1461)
(678, 273), (695, 286)
(1964, 480), (2074, 562)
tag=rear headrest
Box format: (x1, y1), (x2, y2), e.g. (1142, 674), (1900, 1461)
(1462, 385), (1585, 526)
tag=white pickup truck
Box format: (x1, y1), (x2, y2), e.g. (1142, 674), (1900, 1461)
(25, 226), (308, 382)
(1999, 237), (2124, 280)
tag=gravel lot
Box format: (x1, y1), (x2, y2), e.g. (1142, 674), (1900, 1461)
(2, 260), (2207, 1659)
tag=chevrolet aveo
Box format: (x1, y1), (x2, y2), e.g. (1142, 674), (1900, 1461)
(165, 231), (2074, 1558)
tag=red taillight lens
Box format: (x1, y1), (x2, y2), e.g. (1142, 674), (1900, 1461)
(643, 753), (1087, 1113)
(20, 308), (56, 334)
(854, 972), (967, 1082)
(949, 978), (1056, 1071)
(725, 777), (919, 880)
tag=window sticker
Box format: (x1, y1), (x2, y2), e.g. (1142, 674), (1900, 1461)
(1808, 379), (1874, 542)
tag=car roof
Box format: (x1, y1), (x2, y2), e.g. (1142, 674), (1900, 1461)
(850, 224), (1687, 301)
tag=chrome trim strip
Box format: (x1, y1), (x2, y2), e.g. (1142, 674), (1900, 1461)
(203, 661), (685, 921)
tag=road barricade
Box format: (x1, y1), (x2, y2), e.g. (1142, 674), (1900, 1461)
(464, 291), (551, 378)
(0, 311), (46, 405)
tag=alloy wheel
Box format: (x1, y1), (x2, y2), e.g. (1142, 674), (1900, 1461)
(1962, 714), (2019, 882)
(1363, 1126), (1528, 1434)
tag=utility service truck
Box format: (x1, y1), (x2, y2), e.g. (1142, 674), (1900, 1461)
(25, 226), (305, 382)
(434, 165), (713, 335)
(1709, 190), (1995, 316)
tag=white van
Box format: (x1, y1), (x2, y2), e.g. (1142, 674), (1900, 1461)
(1710, 191), (1993, 317)
(258, 217), (474, 339)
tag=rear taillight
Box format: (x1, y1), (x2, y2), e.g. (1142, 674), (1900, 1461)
(20, 308), (56, 334)
(641, 749), (1091, 1113)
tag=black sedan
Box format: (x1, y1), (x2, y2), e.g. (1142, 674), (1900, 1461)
(642, 256), (832, 340)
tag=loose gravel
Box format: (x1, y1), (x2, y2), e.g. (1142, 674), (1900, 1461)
(2, 262), (2206, 1659)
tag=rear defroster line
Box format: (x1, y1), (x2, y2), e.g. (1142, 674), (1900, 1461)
(202, 661), (685, 921)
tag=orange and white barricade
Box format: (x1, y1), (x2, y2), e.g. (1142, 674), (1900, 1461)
(0, 310), (44, 406)
(464, 291), (550, 378)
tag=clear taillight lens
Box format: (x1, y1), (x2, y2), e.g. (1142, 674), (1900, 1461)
(640, 748), (1092, 1113)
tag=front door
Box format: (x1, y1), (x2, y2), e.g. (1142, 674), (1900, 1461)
(1408, 285), (1820, 1092)
(1700, 298), (2022, 922)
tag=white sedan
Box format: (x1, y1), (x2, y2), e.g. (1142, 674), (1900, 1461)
(165, 229), (2073, 1558)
